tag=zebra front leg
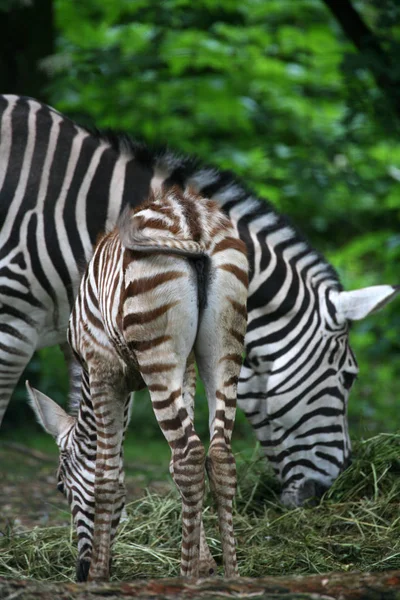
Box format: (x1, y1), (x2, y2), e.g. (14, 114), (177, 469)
(88, 366), (128, 582)
(0, 315), (38, 427)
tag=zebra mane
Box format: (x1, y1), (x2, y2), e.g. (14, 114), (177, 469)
(89, 128), (342, 291)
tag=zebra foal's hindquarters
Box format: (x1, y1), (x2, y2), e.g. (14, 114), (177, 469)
(27, 187), (249, 581)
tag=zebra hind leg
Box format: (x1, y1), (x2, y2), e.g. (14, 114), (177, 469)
(175, 353), (217, 577)
(196, 349), (240, 578)
(194, 276), (247, 577)
(141, 360), (206, 578)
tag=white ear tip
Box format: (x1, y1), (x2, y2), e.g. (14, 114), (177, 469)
(25, 380), (37, 398)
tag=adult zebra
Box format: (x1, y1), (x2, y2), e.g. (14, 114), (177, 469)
(0, 95), (398, 507)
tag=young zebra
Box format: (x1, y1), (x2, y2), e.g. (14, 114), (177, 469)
(27, 186), (249, 581)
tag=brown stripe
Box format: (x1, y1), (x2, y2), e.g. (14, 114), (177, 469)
(135, 215), (177, 232)
(219, 263), (248, 287)
(139, 362), (177, 375)
(229, 327), (244, 345)
(223, 375), (239, 388)
(97, 430), (119, 439)
(83, 287), (102, 330)
(209, 224), (227, 239)
(123, 301), (178, 328)
(228, 298), (247, 319)
(216, 390), (236, 408)
(219, 353), (243, 366)
(148, 383), (168, 392)
(126, 271), (185, 297)
(212, 237), (247, 255)
(174, 190), (202, 241)
(184, 523), (201, 535)
(110, 270), (120, 303)
(97, 441), (118, 450)
(101, 461), (121, 470)
(215, 410), (235, 430)
(92, 235), (108, 277)
(152, 388), (182, 410)
(130, 335), (171, 353)
(159, 416), (183, 431)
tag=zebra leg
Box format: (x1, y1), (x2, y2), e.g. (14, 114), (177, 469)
(87, 364), (128, 582)
(195, 356), (240, 578)
(0, 312), (38, 427)
(171, 353), (217, 577)
(140, 360), (205, 578)
(194, 289), (247, 578)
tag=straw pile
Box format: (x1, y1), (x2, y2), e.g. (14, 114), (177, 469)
(1, 433), (400, 581)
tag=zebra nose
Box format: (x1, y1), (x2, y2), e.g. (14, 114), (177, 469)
(298, 478), (330, 506)
(76, 558), (90, 582)
(342, 455), (352, 471)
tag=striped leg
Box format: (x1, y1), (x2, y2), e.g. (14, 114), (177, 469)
(206, 393), (238, 578)
(139, 356), (205, 578)
(87, 364), (128, 582)
(195, 294), (247, 577)
(174, 353), (218, 577)
(0, 314), (38, 427)
(196, 359), (239, 577)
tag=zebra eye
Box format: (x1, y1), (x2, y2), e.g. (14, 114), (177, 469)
(342, 371), (357, 390)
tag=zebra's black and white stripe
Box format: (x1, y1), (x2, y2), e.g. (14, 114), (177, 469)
(1, 95), (398, 506)
(28, 187), (248, 580)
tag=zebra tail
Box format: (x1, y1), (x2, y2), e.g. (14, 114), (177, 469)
(118, 207), (205, 258)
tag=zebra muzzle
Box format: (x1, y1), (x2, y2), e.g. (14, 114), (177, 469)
(76, 558), (91, 582)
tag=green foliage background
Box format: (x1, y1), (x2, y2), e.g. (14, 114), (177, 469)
(4, 0), (400, 443)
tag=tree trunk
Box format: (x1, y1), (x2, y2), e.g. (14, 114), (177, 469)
(2, 569), (400, 599)
(322, 0), (400, 124)
(0, 0), (54, 102)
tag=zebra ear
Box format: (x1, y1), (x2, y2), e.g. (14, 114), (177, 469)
(26, 381), (74, 439)
(335, 285), (399, 321)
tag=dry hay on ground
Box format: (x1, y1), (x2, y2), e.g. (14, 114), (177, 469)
(1, 433), (400, 582)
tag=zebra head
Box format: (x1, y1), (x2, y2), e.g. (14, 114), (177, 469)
(26, 382), (127, 581)
(240, 284), (399, 508)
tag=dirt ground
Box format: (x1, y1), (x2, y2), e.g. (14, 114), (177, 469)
(0, 442), (170, 533)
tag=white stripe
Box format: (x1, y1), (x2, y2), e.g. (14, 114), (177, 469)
(34, 112), (71, 315)
(0, 100), (39, 256)
(187, 168), (219, 192)
(75, 142), (109, 262)
(150, 168), (169, 193)
(0, 96), (17, 193)
(106, 154), (130, 232)
(54, 127), (90, 293)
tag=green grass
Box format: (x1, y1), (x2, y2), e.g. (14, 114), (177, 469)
(2, 433), (400, 581)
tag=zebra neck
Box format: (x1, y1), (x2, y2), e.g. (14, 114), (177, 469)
(73, 397), (97, 453)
